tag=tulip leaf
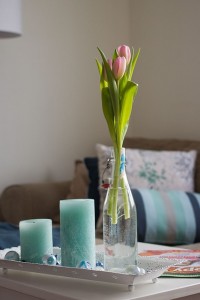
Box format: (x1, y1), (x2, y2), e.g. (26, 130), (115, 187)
(121, 123), (129, 145)
(112, 49), (118, 60)
(96, 59), (108, 90)
(97, 48), (119, 117)
(127, 47), (134, 80)
(127, 48), (140, 81)
(119, 73), (128, 101)
(96, 59), (102, 75)
(119, 81), (138, 143)
(102, 87), (116, 146)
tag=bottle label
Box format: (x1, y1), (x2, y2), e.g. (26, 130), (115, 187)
(120, 153), (125, 177)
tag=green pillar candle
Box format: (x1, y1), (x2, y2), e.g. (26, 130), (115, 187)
(60, 199), (96, 268)
(19, 219), (53, 264)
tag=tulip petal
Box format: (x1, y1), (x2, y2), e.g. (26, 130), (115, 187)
(117, 45), (131, 65)
(113, 57), (126, 80)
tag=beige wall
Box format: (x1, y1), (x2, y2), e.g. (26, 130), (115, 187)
(0, 0), (200, 195)
(0, 0), (131, 194)
(129, 0), (200, 140)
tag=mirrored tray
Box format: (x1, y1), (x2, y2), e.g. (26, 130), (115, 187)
(0, 247), (179, 289)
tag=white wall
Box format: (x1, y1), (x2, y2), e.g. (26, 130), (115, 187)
(129, 0), (200, 140)
(0, 0), (131, 194)
(1, 0), (200, 195)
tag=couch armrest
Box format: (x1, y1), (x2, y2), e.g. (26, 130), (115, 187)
(0, 181), (71, 225)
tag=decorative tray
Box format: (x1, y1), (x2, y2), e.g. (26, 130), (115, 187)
(0, 247), (180, 289)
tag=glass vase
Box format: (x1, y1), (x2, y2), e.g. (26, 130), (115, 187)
(103, 148), (138, 272)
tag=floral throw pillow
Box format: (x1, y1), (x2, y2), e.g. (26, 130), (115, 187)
(96, 144), (197, 192)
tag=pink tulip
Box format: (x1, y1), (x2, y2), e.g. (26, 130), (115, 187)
(117, 45), (131, 65)
(112, 56), (126, 80)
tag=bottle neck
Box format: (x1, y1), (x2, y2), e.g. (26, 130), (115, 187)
(101, 148), (128, 189)
(110, 147), (127, 181)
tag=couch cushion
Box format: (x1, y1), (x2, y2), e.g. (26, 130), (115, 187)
(133, 189), (200, 245)
(124, 137), (200, 193)
(53, 160), (90, 224)
(84, 157), (100, 224)
(0, 182), (70, 224)
(67, 160), (89, 199)
(66, 159), (100, 226)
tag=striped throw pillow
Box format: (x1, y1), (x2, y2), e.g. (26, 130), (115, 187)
(133, 189), (200, 245)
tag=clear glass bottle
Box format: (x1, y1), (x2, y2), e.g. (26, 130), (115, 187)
(103, 148), (138, 272)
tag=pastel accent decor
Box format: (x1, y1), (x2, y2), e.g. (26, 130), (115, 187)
(60, 199), (96, 268)
(4, 251), (20, 261)
(19, 219), (53, 264)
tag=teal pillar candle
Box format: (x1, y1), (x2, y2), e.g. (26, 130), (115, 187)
(60, 199), (96, 268)
(19, 219), (53, 264)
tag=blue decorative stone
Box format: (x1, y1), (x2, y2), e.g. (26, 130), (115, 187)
(42, 254), (57, 266)
(55, 254), (61, 265)
(4, 251), (20, 261)
(95, 260), (104, 270)
(77, 260), (92, 269)
(53, 248), (61, 265)
(96, 261), (104, 268)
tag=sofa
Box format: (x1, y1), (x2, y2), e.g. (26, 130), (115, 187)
(1, 137), (200, 250)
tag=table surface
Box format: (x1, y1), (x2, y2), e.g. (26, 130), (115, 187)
(1, 242), (200, 300)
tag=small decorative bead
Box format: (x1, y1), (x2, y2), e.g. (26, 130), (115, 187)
(77, 260), (92, 269)
(95, 261), (104, 271)
(139, 267), (146, 275)
(42, 254), (57, 266)
(4, 251), (20, 261)
(53, 248), (61, 265)
(152, 277), (158, 283)
(55, 254), (61, 265)
(126, 265), (146, 275)
(96, 261), (104, 267)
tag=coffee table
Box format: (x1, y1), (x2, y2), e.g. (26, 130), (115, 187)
(0, 242), (200, 300)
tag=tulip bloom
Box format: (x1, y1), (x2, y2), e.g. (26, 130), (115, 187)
(112, 56), (126, 80)
(117, 45), (131, 65)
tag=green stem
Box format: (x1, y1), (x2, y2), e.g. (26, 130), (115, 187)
(107, 82), (130, 223)
(120, 177), (130, 219)
(107, 188), (113, 216)
(109, 147), (121, 224)
(107, 146), (121, 218)
(107, 147), (131, 223)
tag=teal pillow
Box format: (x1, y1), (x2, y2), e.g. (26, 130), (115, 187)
(133, 189), (200, 245)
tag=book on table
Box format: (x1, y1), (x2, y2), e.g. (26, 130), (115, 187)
(139, 249), (200, 277)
